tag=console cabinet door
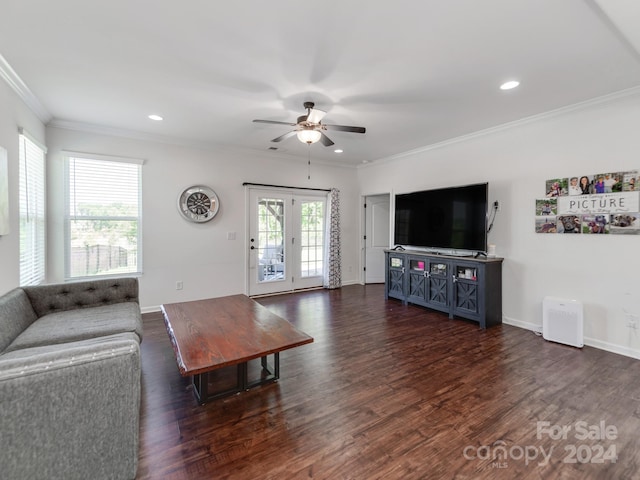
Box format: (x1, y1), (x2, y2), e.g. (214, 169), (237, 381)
(386, 253), (406, 301)
(407, 256), (427, 305)
(452, 262), (481, 321)
(424, 259), (450, 314)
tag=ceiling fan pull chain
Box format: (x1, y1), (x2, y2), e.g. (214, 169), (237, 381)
(307, 144), (311, 180)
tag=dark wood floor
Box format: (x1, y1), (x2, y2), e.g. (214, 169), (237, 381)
(137, 284), (640, 480)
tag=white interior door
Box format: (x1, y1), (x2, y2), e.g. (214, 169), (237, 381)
(248, 188), (326, 296)
(364, 194), (390, 283)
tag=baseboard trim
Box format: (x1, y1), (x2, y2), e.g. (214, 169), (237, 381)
(582, 337), (640, 360)
(141, 306), (162, 314)
(503, 316), (640, 360)
(250, 286), (325, 299)
(503, 316), (542, 334)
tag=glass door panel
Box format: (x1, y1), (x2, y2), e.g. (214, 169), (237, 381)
(249, 190), (291, 296)
(291, 195), (326, 290)
(257, 197), (285, 283)
(300, 200), (324, 278)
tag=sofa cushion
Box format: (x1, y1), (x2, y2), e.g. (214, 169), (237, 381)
(4, 302), (142, 353)
(0, 289), (38, 353)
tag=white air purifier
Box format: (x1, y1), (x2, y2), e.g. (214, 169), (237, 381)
(542, 296), (584, 348)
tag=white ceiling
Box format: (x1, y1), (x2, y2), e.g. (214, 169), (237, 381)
(1, 0), (640, 166)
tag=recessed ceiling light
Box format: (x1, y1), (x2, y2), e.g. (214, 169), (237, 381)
(148, 114), (163, 121)
(500, 81), (520, 90)
(334, 149), (343, 153)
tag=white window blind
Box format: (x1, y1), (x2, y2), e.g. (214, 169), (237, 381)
(19, 130), (46, 286)
(65, 154), (142, 279)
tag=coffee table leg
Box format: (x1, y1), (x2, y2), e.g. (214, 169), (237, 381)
(254, 353), (279, 382)
(238, 362), (248, 391)
(192, 372), (209, 405)
(262, 352), (279, 378)
(191, 355), (281, 404)
(191, 363), (253, 404)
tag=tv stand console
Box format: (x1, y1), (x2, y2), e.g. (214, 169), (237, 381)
(384, 250), (503, 328)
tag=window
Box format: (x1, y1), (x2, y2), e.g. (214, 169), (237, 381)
(19, 129), (46, 286)
(65, 153), (143, 279)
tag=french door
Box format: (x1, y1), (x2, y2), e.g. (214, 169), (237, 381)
(248, 188), (327, 296)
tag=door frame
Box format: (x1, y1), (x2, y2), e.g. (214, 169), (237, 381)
(360, 192), (392, 285)
(245, 185), (328, 296)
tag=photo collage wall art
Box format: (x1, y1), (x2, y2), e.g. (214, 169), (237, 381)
(535, 170), (640, 234)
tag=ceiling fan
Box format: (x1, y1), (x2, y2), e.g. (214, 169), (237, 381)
(253, 101), (366, 146)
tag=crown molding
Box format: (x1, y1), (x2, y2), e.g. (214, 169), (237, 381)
(48, 118), (217, 150)
(0, 54), (52, 124)
(48, 119), (357, 169)
(365, 85), (640, 168)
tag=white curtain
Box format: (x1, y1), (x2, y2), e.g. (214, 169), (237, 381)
(323, 188), (341, 289)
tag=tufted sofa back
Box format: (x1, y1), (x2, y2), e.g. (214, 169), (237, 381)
(23, 278), (139, 318)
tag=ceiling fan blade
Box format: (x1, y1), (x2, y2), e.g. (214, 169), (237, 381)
(323, 124), (366, 134)
(320, 132), (334, 146)
(253, 119), (297, 126)
(306, 108), (326, 124)
(271, 131), (297, 143)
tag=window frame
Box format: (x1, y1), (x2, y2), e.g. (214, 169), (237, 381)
(63, 151), (144, 280)
(18, 128), (47, 286)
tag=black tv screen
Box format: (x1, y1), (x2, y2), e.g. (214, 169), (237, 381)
(394, 183), (488, 252)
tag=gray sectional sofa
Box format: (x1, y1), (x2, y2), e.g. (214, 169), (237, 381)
(0, 277), (143, 480)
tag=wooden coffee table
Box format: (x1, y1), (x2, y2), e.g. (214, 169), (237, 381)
(161, 294), (313, 404)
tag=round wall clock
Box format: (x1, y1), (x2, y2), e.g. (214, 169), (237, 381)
(177, 185), (219, 223)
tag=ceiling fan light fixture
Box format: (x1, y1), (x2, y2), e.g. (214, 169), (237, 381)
(297, 129), (322, 144)
(254, 102), (364, 147)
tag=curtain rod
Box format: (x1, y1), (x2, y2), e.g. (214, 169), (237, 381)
(242, 182), (331, 192)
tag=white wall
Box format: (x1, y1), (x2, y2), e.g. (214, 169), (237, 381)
(0, 80), (46, 294)
(45, 127), (360, 310)
(358, 89), (640, 359)
(4, 74), (640, 359)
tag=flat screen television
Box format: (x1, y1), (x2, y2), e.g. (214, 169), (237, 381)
(394, 182), (488, 253)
